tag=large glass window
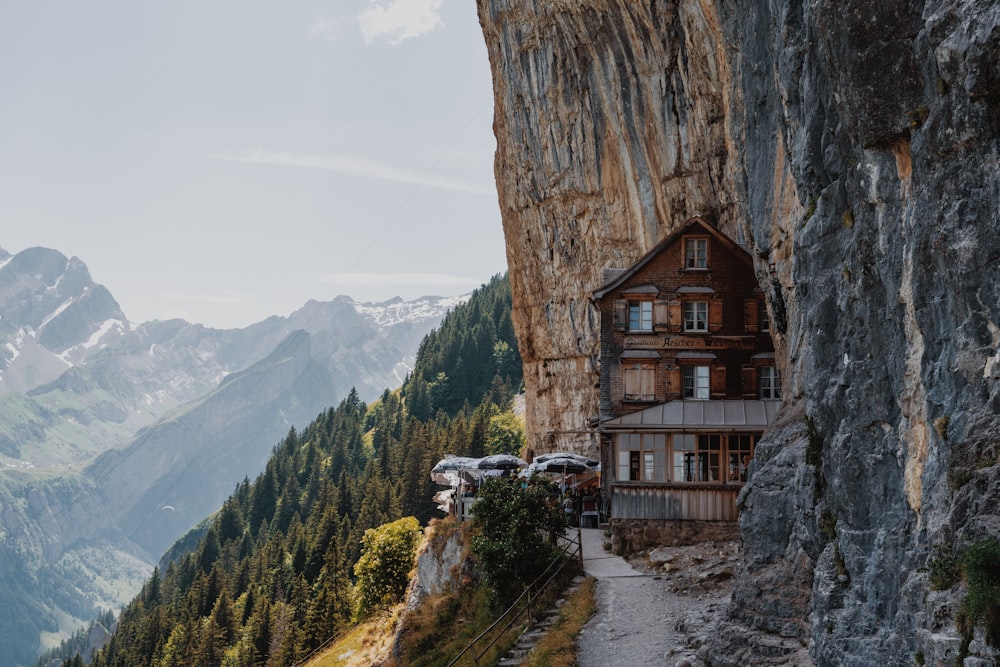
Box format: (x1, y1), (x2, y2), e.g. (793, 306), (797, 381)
(728, 434), (754, 483)
(682, 366), (710, 399)
(628, 300), (653, 332)
(671, 434), (719, 481)
(759, 366), (781, 399)
(684, 237), (708, 269)
(615, 433), (666, 482)
(623, 361), (656, 401)
(682, 301), (708, 331)
(670, 433), (755, 484)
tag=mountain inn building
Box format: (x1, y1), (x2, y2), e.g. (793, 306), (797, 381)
(591, 216), (782, 552)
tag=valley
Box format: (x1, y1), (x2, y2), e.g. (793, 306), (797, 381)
(0, 246), (466, 666)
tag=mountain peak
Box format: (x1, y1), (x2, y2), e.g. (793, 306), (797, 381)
(0, 247), (129, 393)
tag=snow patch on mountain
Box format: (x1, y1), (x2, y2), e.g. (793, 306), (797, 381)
(59, 318), (133, 364)
(351, 294), (469, 327)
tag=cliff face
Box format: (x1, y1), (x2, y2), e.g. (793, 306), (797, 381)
(478, 0), (1000, 663)
(479, 0), (749, 455)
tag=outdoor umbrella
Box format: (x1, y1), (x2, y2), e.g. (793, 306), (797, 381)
(430, 456), (481, 485)
(533, 452), (599, 468)
(536, 456), (592, 474)
(476, 453), (528, 470)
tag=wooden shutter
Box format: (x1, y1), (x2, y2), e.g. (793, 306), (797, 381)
(613, 299), (627, 330)
(667, 300), (682, 332)
(711, 364), (727, 399)
(744, 298), (759, 333)
(623, 363), (640, 399)
(641, 365), (656, 401)
(624, 362), (655, 401)
(653, 300), (670, 331)
(709, 297), (724, 332)
(741, 364), (757, 398)
(666, 365), (682, 399)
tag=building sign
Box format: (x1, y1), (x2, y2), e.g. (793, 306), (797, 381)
(624, 336), (754, 350)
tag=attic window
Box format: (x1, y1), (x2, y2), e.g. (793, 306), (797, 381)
(684, 237), (709, 269)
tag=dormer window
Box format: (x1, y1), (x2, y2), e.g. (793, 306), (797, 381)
(684, 237), (708, 269)
(628, 300), (653, 332)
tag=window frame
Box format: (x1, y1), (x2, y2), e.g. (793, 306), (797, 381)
(682, 300), (708, 332)
(759, 365), (781, 399)
(670, 433), (756, 485)
(683, 236), (709, 270)
(682, 365), (710, 400)
(615, 433), (667, 482)
(627, 299), (654, 332)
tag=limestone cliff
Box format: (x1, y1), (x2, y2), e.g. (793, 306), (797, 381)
(478, 0), (1000, 664)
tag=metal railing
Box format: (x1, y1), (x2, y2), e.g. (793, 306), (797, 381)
(446, 527), (583, 667)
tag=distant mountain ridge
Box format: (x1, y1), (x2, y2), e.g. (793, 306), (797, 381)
(0, 244), (470, 666)
(0, 245), (466, 468)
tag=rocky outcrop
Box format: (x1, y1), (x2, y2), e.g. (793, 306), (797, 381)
(479, 0), (1000, 663)
(404, 520), (470, 610)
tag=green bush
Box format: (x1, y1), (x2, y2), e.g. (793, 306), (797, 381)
(927, 543), (962, 591)
(470, 477), (566, 606)
(961, 537), (1000, 647)
(352, 516), (423, 619)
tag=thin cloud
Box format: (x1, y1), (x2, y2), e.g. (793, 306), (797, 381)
(220, 149), (493, 195)
(308, 17), (350, 42)
(316, 272), (482, 288)
(358, 0), (444, 45)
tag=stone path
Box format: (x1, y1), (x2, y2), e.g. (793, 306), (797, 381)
(576, 528), (734, 667)
(495, 528), (738, 667)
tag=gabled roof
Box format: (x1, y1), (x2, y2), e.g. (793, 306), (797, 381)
(592, 217), (753, 299)
(600, 399), (782, 431)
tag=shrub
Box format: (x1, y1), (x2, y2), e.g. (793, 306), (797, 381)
(470, 477), (567, 606)
(961, 537), (1000, 647)
(927, 543), (962, 591)
(352, 517), (423, 620)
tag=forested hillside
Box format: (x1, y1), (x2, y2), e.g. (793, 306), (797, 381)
(43, 274), (522, 667)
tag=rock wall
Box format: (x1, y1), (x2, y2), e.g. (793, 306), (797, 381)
(478, 0), (751, 455)
(478, 0), (1000, 663)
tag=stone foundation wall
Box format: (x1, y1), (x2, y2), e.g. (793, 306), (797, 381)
(610, 519), (739, 555)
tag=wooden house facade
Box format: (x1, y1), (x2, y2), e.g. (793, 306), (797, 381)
(591, 217), (782, 551)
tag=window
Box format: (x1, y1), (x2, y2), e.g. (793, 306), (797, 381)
(682, 366), (710, 399)
(623, 361), (656, 401)
(759, 366), (781, 399)
(628, 300), (653, 332)
(682, 301), (708, 331)
(615, 433), (666, 482)
(671, 434), (720, 482)
(727, 434), (754, 483)
(759, 301), (770, 333)
(671, 433), (754, 484)
(684, 237), (708, 269)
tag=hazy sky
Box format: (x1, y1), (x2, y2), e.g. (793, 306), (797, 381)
(0, 0), (506, 329)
